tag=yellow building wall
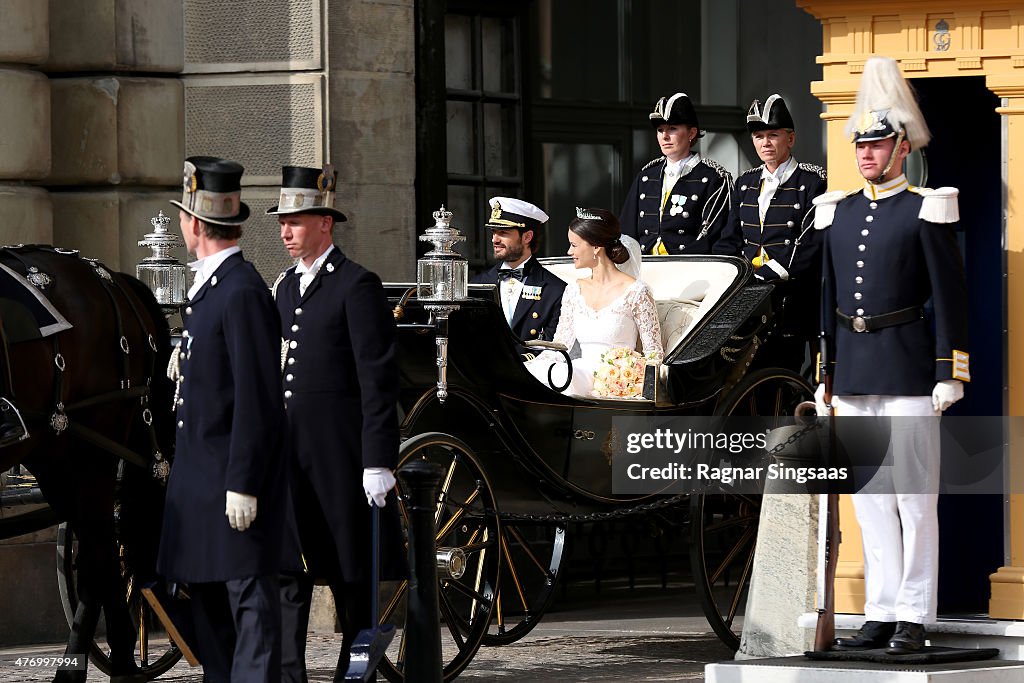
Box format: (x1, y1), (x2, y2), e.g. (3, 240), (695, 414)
(798, 0), (1024, 619)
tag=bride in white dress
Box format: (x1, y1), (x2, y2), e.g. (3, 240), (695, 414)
(527, 207), (663, 397)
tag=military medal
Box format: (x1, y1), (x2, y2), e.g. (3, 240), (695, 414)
(521, 285), (542, 301)
(668, 194), (686, 216)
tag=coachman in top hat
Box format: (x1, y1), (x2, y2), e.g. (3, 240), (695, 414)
(619, 92), (733, 254)
(814, 57), (970, 655)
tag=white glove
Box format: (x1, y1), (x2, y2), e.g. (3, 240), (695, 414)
(225, 491), (258, 531)
(363, 467), (396, 507)
(932, 379), (964, 412)
(814, 383), (831, 417)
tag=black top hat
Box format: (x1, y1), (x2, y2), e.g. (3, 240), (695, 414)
(266, 165), (347, 222)
(746, 94), (795, 133)
(169, 156), (250, 226)
(649, 92), (700, 131)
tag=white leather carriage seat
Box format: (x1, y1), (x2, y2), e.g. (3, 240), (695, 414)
(538, 258), (740, 358)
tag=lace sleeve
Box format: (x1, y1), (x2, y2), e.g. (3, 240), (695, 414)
(534, 282), (578, 363)
(630, 282), (663, 362)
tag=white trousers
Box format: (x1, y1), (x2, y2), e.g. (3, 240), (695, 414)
(833, 394), (939, 624)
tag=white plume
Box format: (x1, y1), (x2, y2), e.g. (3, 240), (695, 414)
(845, 56), (931, 149)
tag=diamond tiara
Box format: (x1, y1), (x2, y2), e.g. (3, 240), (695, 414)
(575, 207), (600, 221)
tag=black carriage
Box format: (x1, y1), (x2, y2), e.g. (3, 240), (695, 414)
(378, 254), (813, 681)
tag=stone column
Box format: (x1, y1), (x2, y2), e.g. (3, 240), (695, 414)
(988, 76), (1024, 620)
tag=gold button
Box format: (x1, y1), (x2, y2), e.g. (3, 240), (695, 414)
(530, 329), (537, 335)
(532, 312), (538, 319)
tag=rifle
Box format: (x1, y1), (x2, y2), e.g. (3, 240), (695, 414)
(813, 370), (840, 651)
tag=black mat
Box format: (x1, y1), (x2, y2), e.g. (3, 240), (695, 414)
(806, 646), (1000, 665)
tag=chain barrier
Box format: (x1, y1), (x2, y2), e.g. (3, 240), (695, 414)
(493, 418), (824, 524)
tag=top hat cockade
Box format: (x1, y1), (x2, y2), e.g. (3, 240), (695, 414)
(266, 165), (347, 222)
(746, 94), (795, 133)
(484, 197), (549, 233)
(649, 92), (701, 132)
(846, 57), (930, 150)
(170, 156), (250, 226)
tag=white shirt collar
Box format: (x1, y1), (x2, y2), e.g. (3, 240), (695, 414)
(501, 256), (531, 271)
(760, 156), (797, 184)
(188, 245), (240, 298)
(863, 174), (909, 201)
(665, 153), (699, 178)
(296, 243), (334, 276)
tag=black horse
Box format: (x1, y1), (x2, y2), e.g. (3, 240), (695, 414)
(0, 246), (174, 682)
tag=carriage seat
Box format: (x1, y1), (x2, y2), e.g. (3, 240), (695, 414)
(538, 258), (740, 358)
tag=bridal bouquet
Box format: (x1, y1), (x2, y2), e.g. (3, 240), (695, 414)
(592, 347), (647, 399)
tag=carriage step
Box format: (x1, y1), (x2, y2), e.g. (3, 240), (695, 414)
(706, 655), (1024, 682)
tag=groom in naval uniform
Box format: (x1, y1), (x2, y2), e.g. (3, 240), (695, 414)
(714, 94), (827, 374)
(815, 57), (969, 655)
(470, 197), (566, 352)
(269, 165), (402, 682)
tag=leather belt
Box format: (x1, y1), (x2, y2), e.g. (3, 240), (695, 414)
(837, 306), (924, 333)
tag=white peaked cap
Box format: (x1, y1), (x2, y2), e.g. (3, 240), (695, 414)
(488, 197), (549, 224)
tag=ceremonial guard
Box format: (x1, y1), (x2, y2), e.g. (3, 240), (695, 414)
(470, 197), (566, 350)
(815, 58), (969, 654)
(714, 94), (827, 373)
(158, 156), (289, 681)
(269, 165), (401, 682)
(619, 92), (733, 255)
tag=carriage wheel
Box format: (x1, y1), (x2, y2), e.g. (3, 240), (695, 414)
(57, 523), (181, 679)
(691, 368), (813, 650)
(482, 521), (566, 646)
(378, 432), (500, 683)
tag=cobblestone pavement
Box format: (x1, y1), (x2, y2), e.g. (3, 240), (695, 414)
(0, 583), (735, 682)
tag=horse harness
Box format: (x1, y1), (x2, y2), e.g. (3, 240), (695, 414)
(0, 246), (167, 479)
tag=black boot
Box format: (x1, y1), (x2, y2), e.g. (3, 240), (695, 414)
(886, 621), (926, 654)
(0, 397), (27, 447)
(834, 620), (897, 649)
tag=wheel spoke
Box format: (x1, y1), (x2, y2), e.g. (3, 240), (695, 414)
(725, 542), (757, 624)
(437, 591), (466, 648)
(709, 524), (756, 585)
(500, 533), (529, 612)
(443, 577), (492, 606)
(380, 580), (409, 623)
(435, 453), (459, 527)
(435, 488), (480, 541)
(508, 525), (555, 579)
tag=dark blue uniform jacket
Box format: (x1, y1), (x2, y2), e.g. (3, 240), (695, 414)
(619, 156), (733, 254)
(159, 252), (289, 583)
(471, 257), (566, 345)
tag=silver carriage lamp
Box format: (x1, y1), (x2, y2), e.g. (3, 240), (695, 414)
(137, 210), (187, 315)
(417, 205), (468, 301)
(416, 205), (467, 403)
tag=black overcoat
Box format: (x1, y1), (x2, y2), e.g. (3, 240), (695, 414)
(158, 252), (289, 583)
(274, 247), (402, 583)
(619, 155), (733, 254)
(470, 257), (566, 346)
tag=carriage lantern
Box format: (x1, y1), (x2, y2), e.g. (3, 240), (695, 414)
(137, 210), (187, 315)
(416, 205), (468, 302)
(416, 205), (468, 403)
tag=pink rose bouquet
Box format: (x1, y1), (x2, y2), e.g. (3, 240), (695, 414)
(592, 347), (647, 399)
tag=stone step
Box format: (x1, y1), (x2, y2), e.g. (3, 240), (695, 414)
(706, 655), (1024, 682)
(798, 612), (1024, 660)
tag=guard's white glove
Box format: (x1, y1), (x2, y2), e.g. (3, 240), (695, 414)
(814, 383), (831, 417)
(932, 379), (964, 412)
(225, 491), (258, 531)
(363, 467), (396, 507)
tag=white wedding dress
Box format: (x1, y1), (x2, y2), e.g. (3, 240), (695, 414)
(527, 278), (663, 397)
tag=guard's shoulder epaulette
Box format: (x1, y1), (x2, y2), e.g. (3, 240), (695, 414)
(642, 156), (665, 171)
(798, 162), (827, 180)
(811, 189), (857, 230)
(910, 186), (960, 224)
(738, 164), (764, 178)
(700, 157), (732, 180)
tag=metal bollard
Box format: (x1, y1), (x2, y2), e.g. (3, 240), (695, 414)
(397, 459), (444, 683)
